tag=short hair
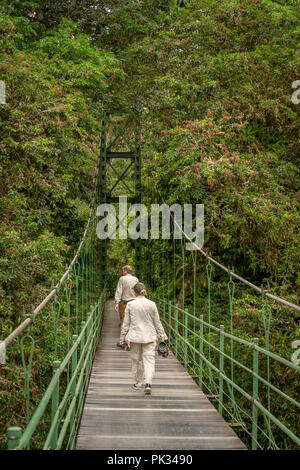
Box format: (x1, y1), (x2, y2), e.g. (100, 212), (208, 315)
(122, 265), (132, 274)
(133, 282), (147, 296)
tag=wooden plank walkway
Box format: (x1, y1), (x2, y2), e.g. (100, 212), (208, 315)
(76, 300), (246, 450)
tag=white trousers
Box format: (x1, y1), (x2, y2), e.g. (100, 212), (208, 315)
(130, 342), (156, 385)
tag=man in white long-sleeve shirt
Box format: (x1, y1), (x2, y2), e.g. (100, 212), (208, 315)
(120, 282), (168, 395)
(114, 265), (138, 336)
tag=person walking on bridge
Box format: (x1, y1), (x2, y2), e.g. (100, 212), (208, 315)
(120, 282), (168, 395)
(115, 265), (139, 348)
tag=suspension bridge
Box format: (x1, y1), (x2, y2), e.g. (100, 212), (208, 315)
(1, 113), (299, 451)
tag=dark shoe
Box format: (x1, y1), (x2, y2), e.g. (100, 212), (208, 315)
(144, 383), (151, 395)
(116, 342), (123, 348)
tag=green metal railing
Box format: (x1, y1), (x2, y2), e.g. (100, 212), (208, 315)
(4, 200), (104, 449)
(7, 294), (105, 450)
(2, 136), (104, 449)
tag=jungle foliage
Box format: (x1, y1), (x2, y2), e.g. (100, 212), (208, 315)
(0, 0), (299, 450)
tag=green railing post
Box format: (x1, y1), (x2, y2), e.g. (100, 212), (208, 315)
(219, 325), (224, 416)
(252, 338), (259, 450)
(175, 303), (178, 357)
(50, 360), (61, 449)
(184, 308), (188, 369)
(199, 314), (203, 389)
(86, 311), (92, 337)
(7, 426), (22, 450)
(81, 252), (85, 323)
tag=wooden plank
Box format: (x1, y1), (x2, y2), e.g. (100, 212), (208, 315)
(76, 300), (246, 450)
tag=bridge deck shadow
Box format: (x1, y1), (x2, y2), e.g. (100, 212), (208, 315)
(76, 300), (246, 450)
